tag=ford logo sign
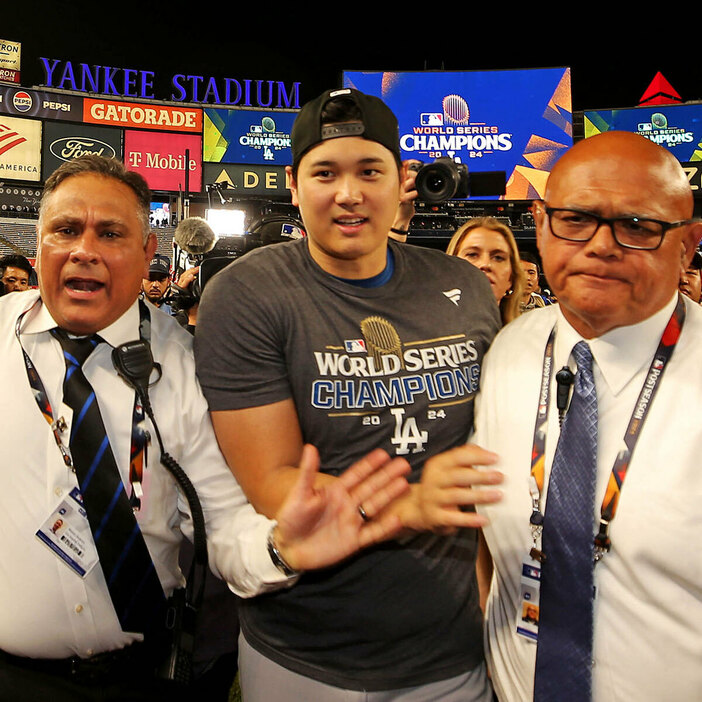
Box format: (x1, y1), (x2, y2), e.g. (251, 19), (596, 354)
(50, 137), (117, 162)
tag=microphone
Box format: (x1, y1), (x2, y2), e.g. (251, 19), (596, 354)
(555, 366), (574, 423)
(173, 217), (216, 255)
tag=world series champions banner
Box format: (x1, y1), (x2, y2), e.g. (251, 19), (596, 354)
(584, 103), (702, 162)
(344, 68), (573, 200)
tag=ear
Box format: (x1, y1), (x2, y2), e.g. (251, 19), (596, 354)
(35, 225), (42, 270)
(286, 166), (299, 208)
(143, 233), (158, 277)
(533, 200), (547, 254)
(681, 222), (702, 269)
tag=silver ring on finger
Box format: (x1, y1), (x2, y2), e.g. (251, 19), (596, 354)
(358, 503), (371, 522)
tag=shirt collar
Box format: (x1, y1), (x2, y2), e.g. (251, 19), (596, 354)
(554, 293), (679, 397)
(21, 294), (142, 348)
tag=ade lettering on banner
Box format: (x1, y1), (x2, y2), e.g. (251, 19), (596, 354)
(203, 164), (290, 196)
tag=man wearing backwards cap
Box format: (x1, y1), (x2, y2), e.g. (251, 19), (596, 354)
(195, 88), (502, 700)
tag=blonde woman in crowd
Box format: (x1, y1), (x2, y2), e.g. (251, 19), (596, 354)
(446, 217), (525, 325)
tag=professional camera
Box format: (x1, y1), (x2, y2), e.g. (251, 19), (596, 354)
(168, 213), (304, 313)
(414, 158), (506, 203)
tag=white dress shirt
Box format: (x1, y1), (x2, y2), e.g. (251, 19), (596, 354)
(475, 294), (702, 702)
(0, 290), (290, 659)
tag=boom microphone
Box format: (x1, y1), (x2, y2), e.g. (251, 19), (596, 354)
(173, 217), (216, 255)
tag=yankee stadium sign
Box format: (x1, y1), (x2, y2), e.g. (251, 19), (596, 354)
(39, 58), (301, 109)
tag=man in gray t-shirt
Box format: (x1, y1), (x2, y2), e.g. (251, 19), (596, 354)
(195, 88), (503, 701)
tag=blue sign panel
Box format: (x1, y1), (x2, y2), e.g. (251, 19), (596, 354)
(343, 68), (573, 200)
(204, 108), (296, 166)
(584, 104), (702, 162)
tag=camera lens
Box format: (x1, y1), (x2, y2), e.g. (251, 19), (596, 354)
(416, 162), (458, 202)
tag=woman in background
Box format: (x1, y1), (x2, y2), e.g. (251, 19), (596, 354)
(447, 217), (525, 325)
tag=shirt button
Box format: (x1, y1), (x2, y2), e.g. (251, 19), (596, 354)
(74, 604), (83, 613)
(54, 487), (63, 497)
(85, 649), (93, 657)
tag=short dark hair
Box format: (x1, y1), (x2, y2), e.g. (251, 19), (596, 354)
(519, 250), (540, 270)
(0, 254), (32, 278)
(40, 155), (151, 241)
(321, 96), (363, 124)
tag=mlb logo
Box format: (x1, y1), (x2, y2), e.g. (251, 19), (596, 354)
(420, 113), (443, 126)
(344, 339), (367, 353)
(638, 123), (652, 131)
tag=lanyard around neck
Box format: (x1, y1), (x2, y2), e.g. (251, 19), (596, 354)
(16, 300), (153, 509)
(528, 295), (686, 562)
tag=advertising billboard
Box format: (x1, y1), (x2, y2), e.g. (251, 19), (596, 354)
(0, 115), (41, 181)
(203, 163), (289, 196)
(84, 98), (202, 133)
(584, 103), (702, 162)
(0, 86), (83, 121)
(204, 108), (296, 165)
(343, 68), (572, 200)
(0, 40), (21, 84)
(124, 130), (202, 192)
(42, 122), (122, 180)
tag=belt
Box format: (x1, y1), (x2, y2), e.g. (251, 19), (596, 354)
(0, 642), (157, 685)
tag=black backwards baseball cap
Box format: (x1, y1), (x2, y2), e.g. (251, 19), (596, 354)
(291, 88), (401, 170)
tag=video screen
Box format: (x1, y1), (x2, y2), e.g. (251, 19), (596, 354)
(203, 108), (296, 166)
(150, 202), (170, 227)
(584, 104), (702, 162)
(343, 68), (573, 200)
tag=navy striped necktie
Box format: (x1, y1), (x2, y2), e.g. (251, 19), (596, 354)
(52, 328), (166, 636)
(534, 340), (598, 702)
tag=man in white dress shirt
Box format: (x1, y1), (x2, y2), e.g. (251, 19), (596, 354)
(417, 131), (702, 701)
(0, 155), (409, 701)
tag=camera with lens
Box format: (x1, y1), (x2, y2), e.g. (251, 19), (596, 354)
(414, 158), (506, 203)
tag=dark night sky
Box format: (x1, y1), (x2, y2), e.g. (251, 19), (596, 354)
(5, 3), (702, 112)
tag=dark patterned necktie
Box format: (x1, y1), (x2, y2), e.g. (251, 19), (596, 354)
(52, 328), (166, 636)
(534, 341), (598, 702)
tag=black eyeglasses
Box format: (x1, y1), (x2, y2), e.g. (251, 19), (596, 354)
(543, 207), (698, 251)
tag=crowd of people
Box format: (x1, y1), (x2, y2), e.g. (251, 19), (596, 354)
(1, 87), (701, 702)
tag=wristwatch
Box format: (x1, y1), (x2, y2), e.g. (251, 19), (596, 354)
(266, 526), (300, 577)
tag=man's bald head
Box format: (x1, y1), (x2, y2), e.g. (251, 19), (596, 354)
(546, 131), (694, 220)
(535, 131), (702, 338)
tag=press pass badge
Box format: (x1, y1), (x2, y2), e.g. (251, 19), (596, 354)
(36, 487), (99, 577)
(516, 555), (541, 642)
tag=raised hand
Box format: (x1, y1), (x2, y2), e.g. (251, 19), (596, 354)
(274, 445), (411, 571)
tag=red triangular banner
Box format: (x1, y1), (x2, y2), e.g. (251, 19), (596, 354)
(639, 72), (682, 106)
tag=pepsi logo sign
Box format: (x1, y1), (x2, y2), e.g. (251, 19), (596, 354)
(12, 91), (32, 113)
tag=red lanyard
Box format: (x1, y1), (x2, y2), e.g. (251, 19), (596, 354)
(529, 295), (686, 562)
